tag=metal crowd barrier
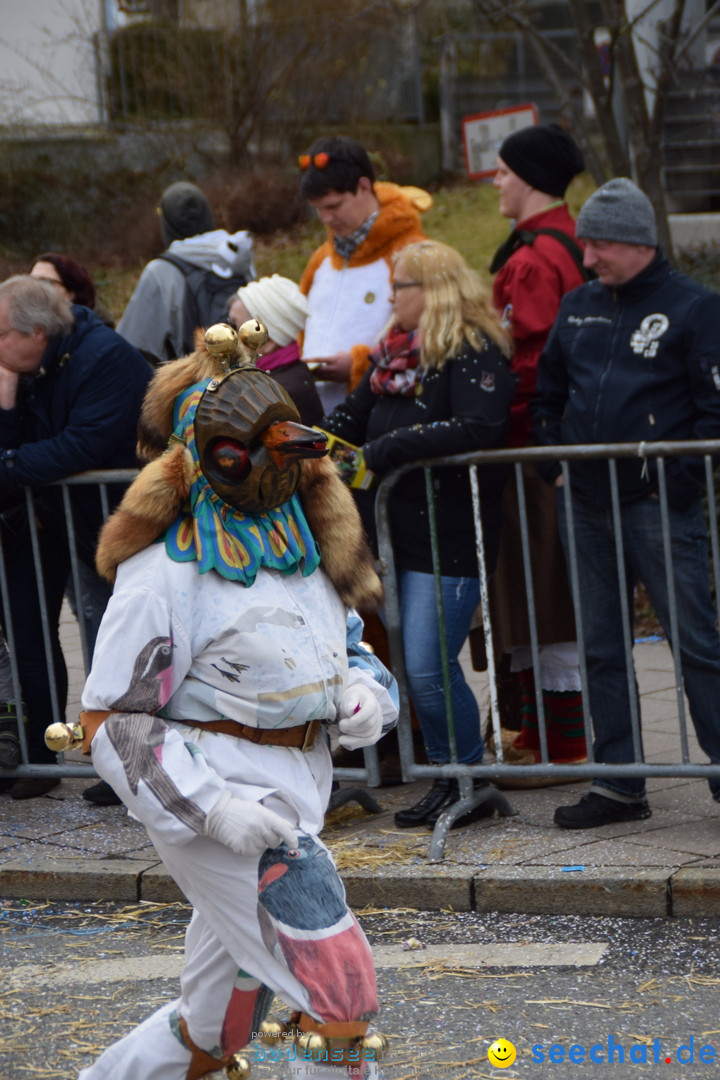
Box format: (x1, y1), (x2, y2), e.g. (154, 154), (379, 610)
(375, 440), (720, 858)
(0, 470), (136, 781)
(4, 444), (720, 850)
(0, 469), (383, 793)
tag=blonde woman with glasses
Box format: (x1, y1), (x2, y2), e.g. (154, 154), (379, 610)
(321, 240), (516, 830)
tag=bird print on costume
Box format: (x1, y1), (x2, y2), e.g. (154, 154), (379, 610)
(210, 658), (250, 683)
(257, 836), (378, 1022)
(110, 636), (174, 712)
(104, 636), (207, 834)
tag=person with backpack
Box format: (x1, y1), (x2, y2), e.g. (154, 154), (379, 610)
(471, 123), (590, 779)
(117, 182), (255, 365)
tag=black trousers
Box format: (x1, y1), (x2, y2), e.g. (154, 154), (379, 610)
(0, 509), (70, 765)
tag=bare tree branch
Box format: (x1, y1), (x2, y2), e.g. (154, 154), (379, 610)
(472, 0), (585, 82)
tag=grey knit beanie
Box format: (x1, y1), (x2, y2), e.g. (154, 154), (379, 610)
(576, 178), (657, 246)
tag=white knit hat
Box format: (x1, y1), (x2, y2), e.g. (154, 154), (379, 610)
(235, 275), (309, 347)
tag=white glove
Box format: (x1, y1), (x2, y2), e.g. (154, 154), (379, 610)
(204, 789), (298, 856)
(336, 684), (384, 750)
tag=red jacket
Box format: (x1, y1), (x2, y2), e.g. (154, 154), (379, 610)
(492, 203), (585, 447)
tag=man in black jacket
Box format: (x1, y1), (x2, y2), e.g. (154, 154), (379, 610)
(532, 178), (720, 829)
(0, 276), (152, 798)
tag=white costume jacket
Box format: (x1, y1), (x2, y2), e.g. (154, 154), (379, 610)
(83, 545), (396, 845)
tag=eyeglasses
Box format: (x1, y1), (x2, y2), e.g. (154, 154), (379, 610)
(298, 152), (331, 171)
(391, 281), (422, 295)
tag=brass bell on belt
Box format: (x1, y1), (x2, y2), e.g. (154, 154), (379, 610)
(225, 1052), (251, 1080)
(44, 721), (83, 753)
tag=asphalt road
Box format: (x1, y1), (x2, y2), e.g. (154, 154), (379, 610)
(1, 900), (719, 1079)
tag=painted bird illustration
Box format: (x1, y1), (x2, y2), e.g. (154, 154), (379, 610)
(256, 836), (378, 1021)
(110, 636), (174, 712)
(210, 657), (250, 682)
(105, 635), (206, 832)
(232, 607), (305, 635)
(104, 711), (206, 835)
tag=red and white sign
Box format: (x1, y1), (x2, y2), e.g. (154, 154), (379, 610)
(462, 104), (538, 180)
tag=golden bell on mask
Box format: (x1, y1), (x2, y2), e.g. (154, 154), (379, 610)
(205, 322), (239, 360)
(361, 1032), (389, 1060)
(225, 1052), (251, 1080)
(257, 1018), (285, 1044)
(238, 318), (268, 356)
(297, 1031), (328, 1061)
(204, 321), (240, 373)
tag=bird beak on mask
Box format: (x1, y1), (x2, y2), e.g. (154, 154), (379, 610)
(260, 420), (328, 469)
(193, 365), (328, 515)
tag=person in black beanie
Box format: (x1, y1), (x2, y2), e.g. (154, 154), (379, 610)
(157, 181), (216, 247)
(495, 122), (585, 202)
(469, 122), (589, 781)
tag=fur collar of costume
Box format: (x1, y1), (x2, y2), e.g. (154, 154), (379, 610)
(96, 336), (383, 611)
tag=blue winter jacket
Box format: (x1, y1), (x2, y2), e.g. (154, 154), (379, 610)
(531, 253), (720, 511)
(0, 306), (152, 555)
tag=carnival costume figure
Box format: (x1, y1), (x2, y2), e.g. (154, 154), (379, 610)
(56, 322), (397, 1080)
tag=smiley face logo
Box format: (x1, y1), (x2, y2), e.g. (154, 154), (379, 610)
(488, 1038), (517, 1068)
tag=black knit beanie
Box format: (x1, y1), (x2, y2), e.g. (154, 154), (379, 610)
(498, 123), (585, 198)
(159, 182), (215, 246)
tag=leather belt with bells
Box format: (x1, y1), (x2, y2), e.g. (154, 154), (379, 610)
(46, 713), (323, 757)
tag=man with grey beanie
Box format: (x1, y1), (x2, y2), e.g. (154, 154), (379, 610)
(532, 177), (720, 829)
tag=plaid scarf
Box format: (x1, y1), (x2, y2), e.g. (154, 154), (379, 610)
(369, 327), (423, 397)
(333, 210), (379, 260)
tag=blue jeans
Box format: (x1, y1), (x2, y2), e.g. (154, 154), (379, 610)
(557, 490), (720, 798)
(399, 569), (482, 765)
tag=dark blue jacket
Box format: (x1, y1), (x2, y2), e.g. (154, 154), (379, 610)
(531, 253), (720, 510)
(0, 306), (152, 556)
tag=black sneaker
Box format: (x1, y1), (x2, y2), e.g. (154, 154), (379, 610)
(0, 702), (22, 771)
(394, 778), (458, 828)
(82, 780), (122, 806)
(425, 780), (495, 829)
(554, 791), (651, 829)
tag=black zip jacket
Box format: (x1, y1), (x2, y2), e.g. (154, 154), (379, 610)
(530, 252), (720, 510)
(321, 339), (517, 576)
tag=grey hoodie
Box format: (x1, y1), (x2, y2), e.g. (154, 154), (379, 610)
(117, 228), (255, 362)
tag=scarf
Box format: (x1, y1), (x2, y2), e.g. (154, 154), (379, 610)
(163, 381), (321, 584)
(333, 210), (379, 261)
(368, 327), (423, 397)
(256, 340), (300, 374)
